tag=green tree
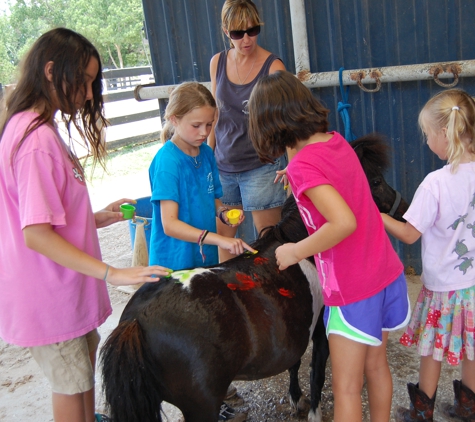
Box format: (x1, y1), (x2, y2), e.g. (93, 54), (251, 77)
(0, 15), (16, 84)
(0, 0), (149, 84)
(70, 0), (146, 68)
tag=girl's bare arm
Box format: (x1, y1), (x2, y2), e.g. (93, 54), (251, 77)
(161, 200), (255, 255)
(276, 185), (357, 270)
(381, 213), (421, 244)
(23, 224), (170, 285)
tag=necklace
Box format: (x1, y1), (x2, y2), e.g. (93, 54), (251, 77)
(188, 154), (201, 168)
(171, 139), (201, 168)
(234, 50), (257, 85)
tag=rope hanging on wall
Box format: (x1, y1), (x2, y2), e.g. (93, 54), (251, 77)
(337, 67), (356, 142)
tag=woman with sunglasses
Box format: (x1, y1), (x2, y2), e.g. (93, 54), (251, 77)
(209, 0), (288, 263)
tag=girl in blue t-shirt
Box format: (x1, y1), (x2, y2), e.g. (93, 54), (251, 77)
(149, 82), (255, 271)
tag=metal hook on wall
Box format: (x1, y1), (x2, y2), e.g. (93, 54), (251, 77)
(431, 64), (461, 88)
(353, 70), (382, 93)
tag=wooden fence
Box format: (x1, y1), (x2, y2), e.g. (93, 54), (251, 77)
(102, 66), (161, 150)
(0, 67), (162, 153)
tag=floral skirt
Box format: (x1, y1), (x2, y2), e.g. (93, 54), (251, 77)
(399, 285), (475, 365)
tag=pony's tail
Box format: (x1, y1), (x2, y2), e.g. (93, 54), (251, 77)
(100, 319), (163, 422)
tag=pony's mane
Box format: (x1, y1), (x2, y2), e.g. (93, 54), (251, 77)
(349, 133), (391, 178)
(255, 195), (307, 246)
(252, 134), (393, 249)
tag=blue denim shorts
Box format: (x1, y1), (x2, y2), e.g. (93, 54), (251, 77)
(219, 156), (288, 211)
(323, 272), (411, 346)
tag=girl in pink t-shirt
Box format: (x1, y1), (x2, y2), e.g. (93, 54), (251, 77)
(0, 28), (170, 422)
(382, 89), (475, 421)
(248, 70), (408, 422)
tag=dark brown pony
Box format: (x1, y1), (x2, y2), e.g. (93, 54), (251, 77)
(100, 133), (407, 422)
(350, 133), (408, 221)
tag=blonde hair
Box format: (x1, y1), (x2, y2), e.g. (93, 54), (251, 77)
(419, 88), (475, 172)
(221, 0), (262, 48)
(160, 82), (216, 143)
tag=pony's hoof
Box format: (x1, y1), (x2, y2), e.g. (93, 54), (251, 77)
(297, 396), (311, 415)
(308, 404), (323, 422)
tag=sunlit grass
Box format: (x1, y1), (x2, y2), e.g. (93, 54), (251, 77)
(83, 140), (162, 184)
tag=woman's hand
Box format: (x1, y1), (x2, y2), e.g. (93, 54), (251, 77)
(274, 168), (289, 190)
(275, 243), (300, 270)
(95, 198), (137, 228)
(105, 265), (172, 286)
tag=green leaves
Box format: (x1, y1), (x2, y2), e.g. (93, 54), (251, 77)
(0, 0), (149, 84)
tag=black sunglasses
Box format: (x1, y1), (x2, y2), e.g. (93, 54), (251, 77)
(229, 25), (261, 40)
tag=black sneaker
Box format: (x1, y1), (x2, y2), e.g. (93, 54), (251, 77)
(218, 402), (235, 420)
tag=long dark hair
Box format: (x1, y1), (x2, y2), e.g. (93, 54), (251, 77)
(0, 27), (108, 170)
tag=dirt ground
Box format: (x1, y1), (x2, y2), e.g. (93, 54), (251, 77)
(0, 217), (462, 421)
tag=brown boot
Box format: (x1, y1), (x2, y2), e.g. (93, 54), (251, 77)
(439, 380), (475, 421)
(396, 382), (436, 421)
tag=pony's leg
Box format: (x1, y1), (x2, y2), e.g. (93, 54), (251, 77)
(288, 359), (311, 416)
(288, 359), (303, 410)
(308, 307), (329, 422)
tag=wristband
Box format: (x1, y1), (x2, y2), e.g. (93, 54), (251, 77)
(217, 207), (230, 225)
(103, 264), (110, 281)
(198, 230), (209, 263)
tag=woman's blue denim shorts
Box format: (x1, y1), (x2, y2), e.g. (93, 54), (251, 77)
(219, 156), (288, 211)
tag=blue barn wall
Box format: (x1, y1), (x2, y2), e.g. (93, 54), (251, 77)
(142, 0), (475, 273)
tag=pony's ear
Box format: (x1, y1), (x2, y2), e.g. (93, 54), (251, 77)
(351, 133), (391, 172)
(352, 143), (364, 161)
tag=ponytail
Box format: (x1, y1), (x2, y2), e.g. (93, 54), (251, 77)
(419, 89), (475, 173)
(160, 121), (175, 143)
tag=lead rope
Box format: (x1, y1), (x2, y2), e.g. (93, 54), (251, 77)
(337, 67), (356, 142)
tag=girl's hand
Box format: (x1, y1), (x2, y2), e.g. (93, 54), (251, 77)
(275, 243), (300, 270)
(226, 210), (246, 228)
(217, 236), (256, 256)
(232, 211), (245, 227)
(274, 168), (289, 190)
(105, 265), (172, 286)
(95, 198), (137, 228)
(217, 207), (245, 228)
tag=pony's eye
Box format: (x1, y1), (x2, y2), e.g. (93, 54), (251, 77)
(372, 177), (382, 187)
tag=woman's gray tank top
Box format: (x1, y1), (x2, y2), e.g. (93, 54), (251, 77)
(214, 49), (281, 173)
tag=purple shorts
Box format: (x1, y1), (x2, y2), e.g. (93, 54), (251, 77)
(324, 272), (410, 346)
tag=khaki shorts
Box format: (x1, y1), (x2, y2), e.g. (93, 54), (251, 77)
(29, 329), (100, 395)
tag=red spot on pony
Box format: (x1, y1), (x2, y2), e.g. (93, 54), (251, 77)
(278, 288), (295, 298)
(236, 272), (254, 284)
(226, 272), (261, 291)
(253, 256), (269, 265)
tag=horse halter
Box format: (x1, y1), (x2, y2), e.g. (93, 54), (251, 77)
(388, 190), (402, 218)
